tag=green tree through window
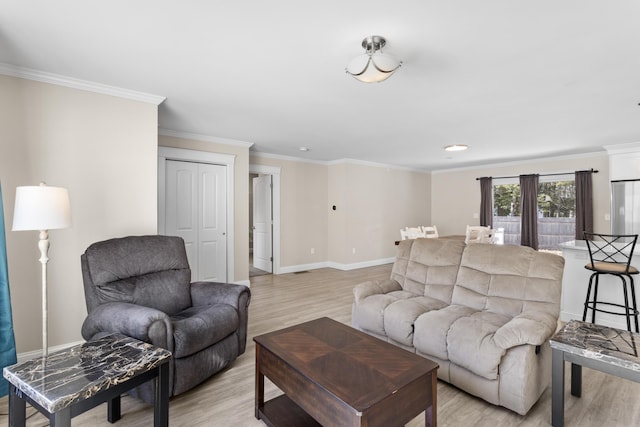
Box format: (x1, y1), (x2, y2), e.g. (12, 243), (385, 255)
(493, 184), (520, 216)
(493, 179), (576, 250)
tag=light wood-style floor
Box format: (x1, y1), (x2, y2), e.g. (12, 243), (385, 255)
(2, 264), (640, 426)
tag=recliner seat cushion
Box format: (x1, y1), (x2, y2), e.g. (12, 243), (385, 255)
(171, 304), (239, 358)
(383, 296), (449, 346)
(446, 310), (510, 380)
(352, 290), (417, 336)
(414, 304), (476, 361)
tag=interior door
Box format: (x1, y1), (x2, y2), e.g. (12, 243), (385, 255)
(253, 175), (272, 272)
(165, 160), (227, 281)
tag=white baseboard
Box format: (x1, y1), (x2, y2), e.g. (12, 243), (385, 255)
(278, 261), (330, 274)
(328, 257), (395, 271)
(278, 257), (394, 274)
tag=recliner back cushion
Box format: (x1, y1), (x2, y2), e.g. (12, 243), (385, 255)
(392, 239), (466, 304)
(452, 243), (564, 318)
(83, 235), (192, 315)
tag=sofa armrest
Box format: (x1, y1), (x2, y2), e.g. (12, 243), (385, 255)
(353, 279), (402, 302)
(493, 311), (558, 350)
(81, 302), (173, 350)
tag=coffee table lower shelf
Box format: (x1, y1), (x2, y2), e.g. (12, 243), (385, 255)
(258, 394), (321, 427)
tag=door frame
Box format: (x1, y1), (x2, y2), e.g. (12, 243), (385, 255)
(159, 147), (236, 282)
(249, 164), (281, 275)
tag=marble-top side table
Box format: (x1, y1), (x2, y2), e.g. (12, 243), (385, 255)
(549, 320), (640, 427)
(3, 334), (171, 427)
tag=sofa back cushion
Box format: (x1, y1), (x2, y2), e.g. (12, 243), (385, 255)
(452, 243), (564, 318)
(82, 235), (192, 315)
(392, 239), (466, 304)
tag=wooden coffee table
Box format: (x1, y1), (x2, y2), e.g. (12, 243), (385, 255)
(254, 317), (438, 427)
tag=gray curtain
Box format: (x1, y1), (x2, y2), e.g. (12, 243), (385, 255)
(520, 174), (539, 249)
(575, 170), (593, 240)
(479, 177), (493, 227)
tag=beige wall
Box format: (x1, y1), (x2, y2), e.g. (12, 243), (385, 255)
(329, 162), (431, 265)
(250, 156), (329, 268)
(0, 75), (159, 353)
(252, 155), (431, 269)
(159, 135), (250, 282)
(431, 153), (611, 237)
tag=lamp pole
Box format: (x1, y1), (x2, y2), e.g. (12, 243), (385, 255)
(38, 230), (50, 357)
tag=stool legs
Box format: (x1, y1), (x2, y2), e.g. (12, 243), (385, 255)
(630, 276), (639, 332)
(583, 272), (639, 333)
(621, 275), (632, 332)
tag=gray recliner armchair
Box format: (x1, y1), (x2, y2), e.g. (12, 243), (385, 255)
(80, 235), (251, 402)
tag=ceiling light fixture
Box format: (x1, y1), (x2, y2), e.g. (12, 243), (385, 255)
(444, 144), (469, 152)
(346, 35), (402, 83)
(299, 147), (310, 152)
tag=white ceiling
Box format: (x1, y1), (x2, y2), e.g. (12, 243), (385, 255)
(2, 1), (639, 170)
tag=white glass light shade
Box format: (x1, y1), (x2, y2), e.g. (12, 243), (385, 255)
(12, 185), (72, 231)
(346, 52), (402, 83)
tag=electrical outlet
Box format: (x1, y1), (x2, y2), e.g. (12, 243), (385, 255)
(473, 212), (479, 219)
(352, 248), (356, 254)
(604, 213), (610, 221)
(310, 247), (315, 255)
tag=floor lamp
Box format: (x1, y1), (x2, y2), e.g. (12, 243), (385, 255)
(12, 183), (71, 357)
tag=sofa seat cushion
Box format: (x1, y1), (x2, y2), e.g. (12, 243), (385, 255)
(447, 311), (511, 380)
(413, 304), (476, 360)
(384, 296), (449, 346)
(171, 304), (239, 358)
(352, 290), (418, 336)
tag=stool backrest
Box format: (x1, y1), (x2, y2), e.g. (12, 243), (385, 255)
(583, 232), (638, 274)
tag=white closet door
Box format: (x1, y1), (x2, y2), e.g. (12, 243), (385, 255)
(165, 160), (227, 281)
(198, 163), (227, 281)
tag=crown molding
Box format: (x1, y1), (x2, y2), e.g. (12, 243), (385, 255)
(250, 151), (430, 172)
(603, 141), (640, 155)
(250, 151), (327, 165)
(0, 62), (165, 105)
(327, 158), (430, 173)
(159, 128), (254, 148)
(431, 150), (607, 174)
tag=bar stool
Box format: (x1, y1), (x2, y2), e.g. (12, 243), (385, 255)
(582, 232), (639, 332)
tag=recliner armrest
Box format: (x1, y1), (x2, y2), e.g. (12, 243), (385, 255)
(353, 279), (402, 303)
(190, 282), (251, 309)
(190, 281), (251, 354)
(81, 302), (173, 350)
(493, 311), (558, 350)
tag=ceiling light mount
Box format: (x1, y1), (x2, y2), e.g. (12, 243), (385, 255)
(361, 35), (387, 53)
(346, 35), (402, 83)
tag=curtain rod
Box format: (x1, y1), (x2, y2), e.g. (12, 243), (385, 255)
(476, 168), (598, 181)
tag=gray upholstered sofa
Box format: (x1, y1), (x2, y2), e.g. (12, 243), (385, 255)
(81, 235), (250, 402)
(352, 238), (564, 415)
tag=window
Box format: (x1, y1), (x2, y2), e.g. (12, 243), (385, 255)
(493, 178), (575, 250)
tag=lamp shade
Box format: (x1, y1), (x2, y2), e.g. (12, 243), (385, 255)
(12, 185), (71, 231)
(346, 52), (402, 83)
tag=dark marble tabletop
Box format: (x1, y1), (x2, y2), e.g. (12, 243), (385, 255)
(550, 320), (640, 371)
(2, 335), (171, 413)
